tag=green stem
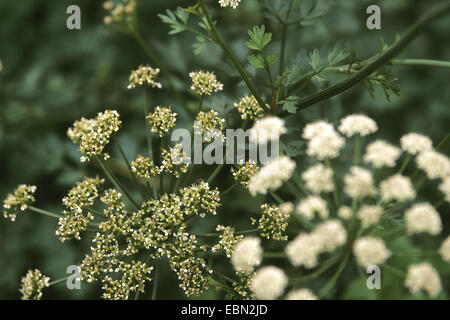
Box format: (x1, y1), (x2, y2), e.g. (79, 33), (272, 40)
(221, 182), (238, 196)
(392, 58), (450, 68)
(353, 135), (361, 166)
(325, 158), (340, 207)
(87, 208), (106, 218)
(207, 164), (224, 184)
(49, 276), (70, 286)
(319, 251), (350, 298)
(383, 264), (406, 278)
(269, 191), (284, 204)
(197, 95), (204, 114)
(28, 206), (61, 219)
(398, 154), (412, 174)
(143, 88), (159, 199)
(199, 1), (268, 111)
(130, 30), (185, 109)
(151, 265), (158, 300)
(289, 255), (340, 285)
(97, 158), (140, 210)
(113, 137), (146, 200)
(279, 0), (294, 75)
(290, 1), (450, 111)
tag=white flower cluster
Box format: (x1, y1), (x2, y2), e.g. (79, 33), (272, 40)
(251, 266), (287, 300)
(218, 0), (242, 9)
(249, 116), (287, 144)
(302, 121), (345, 160)
(248, 156), (296, 196)
(286, 220), (346, 268)
(231, 237), (263, 274)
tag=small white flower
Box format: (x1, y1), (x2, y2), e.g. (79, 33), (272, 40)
(218, 0), (242, 9)
(251, 266), (287, 300)
(353, 237), (391, 268)
(338, 114), (378, 137)
(302, 163), (334, 194)
(302, 121), (345, 160)
(313, 220), (347, 252)
(248, 156), (296, 196)
(279, 202), (294, 216)
(416, 150), (450, 180)
(357, 205), (383, 228)
(400, 133), (433, 155)
(363, 140), (401, 168)
(405, 263), (441, 298)
(285, 233), (322, 269)
(249, 116), (287, 144)
(380, 174), (416, 202)
(344, 166), (376, 199)
(405, 203), (442, 236)
(285, 289), (318, 300)
(231, 237), (263, 274)
(337, 206), (353, 220)
(296, 196), (329, 220)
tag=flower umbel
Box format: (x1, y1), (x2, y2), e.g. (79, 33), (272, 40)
(20, 269), (50, 300)
(127, 65), (162, 89)
(3, 184), (37, 222)
(189, 70), (223, 96)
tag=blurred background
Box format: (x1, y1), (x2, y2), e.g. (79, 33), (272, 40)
(0, 0), (449, 299)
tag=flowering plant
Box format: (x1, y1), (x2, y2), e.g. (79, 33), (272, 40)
(2, 0), (450, 300)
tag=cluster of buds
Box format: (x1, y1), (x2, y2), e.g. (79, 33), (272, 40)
(194, 110), (226, 142)
(67, 110), (122, 162)
(56, 177), (104, 242)
(189, 70), (223, 96)
(2, 184), (36, 221)
(234, 95), (264, 120)
(103, 0), (137, 26)
(127, 65), (162, 89)
(19, 269), (50, 300)
(232, 160), (259, 187)
(146, 106), (177, 137)
(251, 204), (289, 241)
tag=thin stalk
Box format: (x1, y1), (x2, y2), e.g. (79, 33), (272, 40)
(383, 264), (406, 278)
(221, 182), (238, 196)
(235, 228), (258, 235)
(143, 88), (158, 199)
(113, 137), (146, 200)
(289, 255), (340, 285)
(269, 191), (284, 204)
(87, 208), (106, 218)
(151, 265), (159, 300)
(28, 206), (61, 219)
(285, 180), (303, 199)
(398, 154), (412, 174)
(197, 96), (204, 114)
(97, 158), (140, 210)
(199, 1), (268, 111)
(262, 55), (276, 108)
(325, 158), (340, 207)
(130, 30), (185, 109)
(279, 0), (294, 75)
(319, 251), (350, 298)
(392, 58), (450, 68)
(207, 164), (224, 184)
(353, 135), (361, 166)
(49, 276), (70, 286)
